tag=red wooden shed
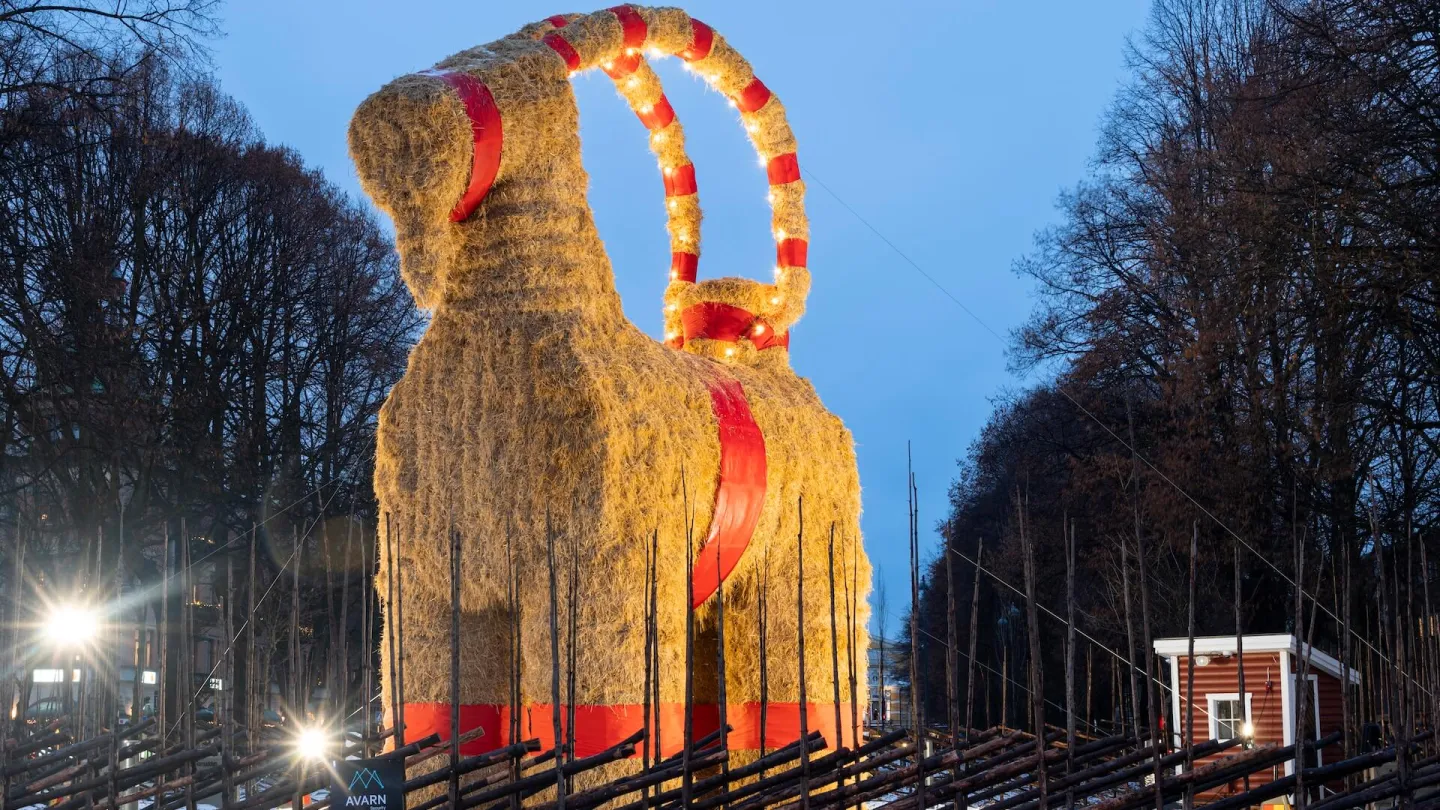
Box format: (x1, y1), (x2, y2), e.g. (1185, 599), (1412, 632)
(1153, 634), (1361, 802)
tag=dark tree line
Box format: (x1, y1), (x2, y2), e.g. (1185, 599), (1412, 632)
(1, 6), (420, 726)
(915, 0), (1440, 737)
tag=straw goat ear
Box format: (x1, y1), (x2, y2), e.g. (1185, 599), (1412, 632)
(348, 73), (473, 310)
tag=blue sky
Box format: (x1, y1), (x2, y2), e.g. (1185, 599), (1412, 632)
(211, 0), (1150, 638)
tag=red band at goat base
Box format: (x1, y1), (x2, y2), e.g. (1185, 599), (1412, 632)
(690, 376), (767, 608)
(421, 71), (503, 223)
(399, 701), (858, 758)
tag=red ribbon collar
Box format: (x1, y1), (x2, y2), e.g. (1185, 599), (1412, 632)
(678, 302), (789, 351)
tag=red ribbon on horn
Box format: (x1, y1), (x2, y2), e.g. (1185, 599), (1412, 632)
(421, 71), (503, 223)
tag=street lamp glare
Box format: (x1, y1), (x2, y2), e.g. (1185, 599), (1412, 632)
(296, 727), (328, 761)
(46, 605), (98, 646)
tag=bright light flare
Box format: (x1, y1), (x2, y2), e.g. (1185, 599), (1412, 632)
(295, 727), (329, 761)
(45, 605), (98, 646)
(1240, 721), (1254, 739)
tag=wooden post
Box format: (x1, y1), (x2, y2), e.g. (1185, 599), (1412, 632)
(645, 527), (656, 801)
(383, 514), (398, 746)
(339, 519), (352, 734)
(508, 522), (522, 810)
(243, 524), (256, 769)
(449, 526), (462, 810)
(681, 487), (696, 810)
(395, 521), (406, 748)
(1017, 488), (1046, 810)
(547, 512), (565, 810)
(360, 526), (371, 755)
(798, 497), (812, 810)
(290, 526), (301, 810)
(183, 520), (196, 810)
(1235, 540), (1250, 793)
(716, 529), (730, 798)
(1120, 534), (1140, 748)
(965, 540), (984, 737)
(1183, 522), (1197, 810)
(222, 555), (234, 810)
(829, 525), (844, 760)
(944, 523), (958, 760)
(1065, 518), (1077, 807)
(1292, 520), (1307, 810)
(158, 525), (168, 795)
(845, 533), (860, 757)
(648, 528), (660, 773)
(758, 539), (769, 776)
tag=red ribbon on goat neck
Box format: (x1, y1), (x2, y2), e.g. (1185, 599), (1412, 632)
(680, 302), (789, 351)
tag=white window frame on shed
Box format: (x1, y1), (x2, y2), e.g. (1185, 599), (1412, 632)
(1204, 692), (1253, 742)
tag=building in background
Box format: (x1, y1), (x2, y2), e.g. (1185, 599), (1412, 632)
(866, 636), (910, 732)
(1154, 634), (1362, 802)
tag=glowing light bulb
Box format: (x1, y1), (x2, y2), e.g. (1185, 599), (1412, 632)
(663, 166), (674, 176)
(45, 605), (98, 646)
(678, 229), (689, 241)
(627, 77), (639, 88)
(666, 303), (678, 312)
(728, 99), (737, 108)
(669, 271), (679, 280)
(647, 47), (663, 58)
(725, 347), (736, 357)
(666, 331), (678, 340)
(652, 132), (666, 143)
(567, 71), (577, 79)
(626, 48), (637, 56)
(758, 156), (768, 168)
(753, 324), (766, 335)
(603, 61), (614, 71)
(775, 229), (787, 240)
(770, 296), (782, 305)
(295, 728), (328, 762)
(774, 265), (784, 275)
(667, 200), (677, 211)
(1241, 722), (1254, 738)
(746, 122), (759, 134)
(766, 193), (775, 204)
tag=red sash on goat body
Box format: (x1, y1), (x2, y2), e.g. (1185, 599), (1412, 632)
(689, 375), (767, 608)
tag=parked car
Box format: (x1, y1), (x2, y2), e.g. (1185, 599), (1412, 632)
(24, 698), (64, 724)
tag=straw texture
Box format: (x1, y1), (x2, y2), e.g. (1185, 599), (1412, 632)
(350, 6), (869, 791)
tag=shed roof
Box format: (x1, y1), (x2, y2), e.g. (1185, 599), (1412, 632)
(1153, 634), (1360, 684)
